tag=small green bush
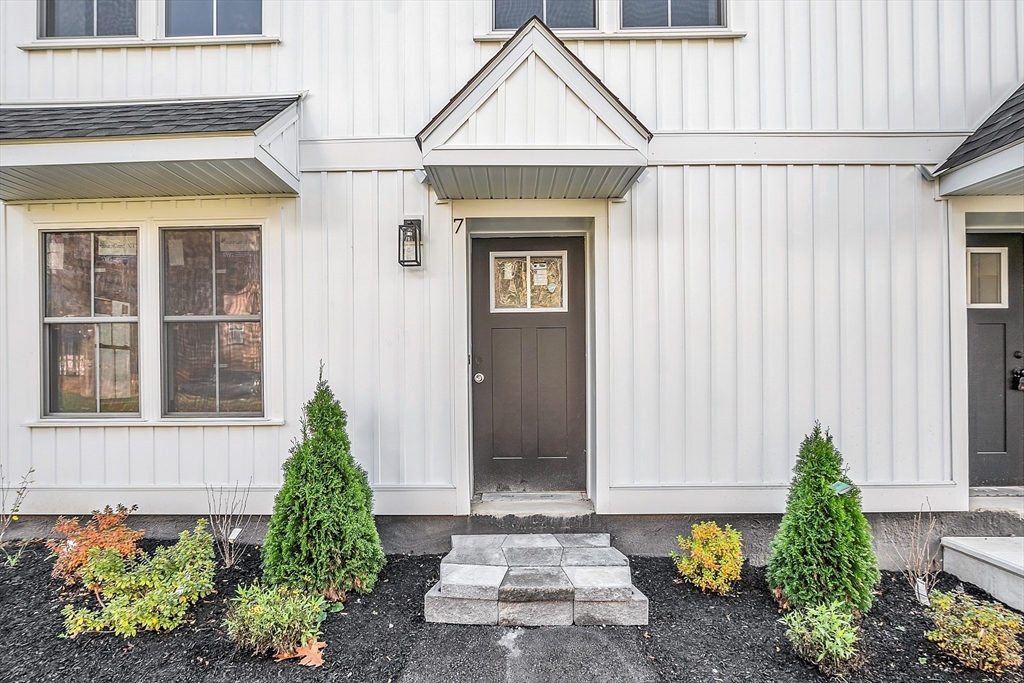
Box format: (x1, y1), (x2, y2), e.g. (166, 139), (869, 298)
(671, 521), (743, 595)
(224, 583), (327, 656)
(926, 590), (1023, 673)
(62, 520), (215, 638)
(262, 370), (385, 601)
(767, 423), (880, 613)
(781, 601), (863, 676)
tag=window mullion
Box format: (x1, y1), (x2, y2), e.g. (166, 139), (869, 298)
(214, 323), (221, 412)
(211, 229), (219, 411)
(212, 0), (218, 36)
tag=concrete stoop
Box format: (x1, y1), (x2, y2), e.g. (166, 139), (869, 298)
(424, 533), (649, 626)
(940, 536), (1024, 611)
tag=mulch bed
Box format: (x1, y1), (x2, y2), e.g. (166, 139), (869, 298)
(0, 540), (1020, 683)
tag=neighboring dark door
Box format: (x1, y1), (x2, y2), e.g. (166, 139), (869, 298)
(967, 233), (1024, 486)
(471, 236), (586, 492)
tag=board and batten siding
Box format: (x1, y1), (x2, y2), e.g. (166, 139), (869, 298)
(2, 0), (1021, 136)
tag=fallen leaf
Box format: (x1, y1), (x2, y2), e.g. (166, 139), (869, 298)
(296, 639), (327, 667)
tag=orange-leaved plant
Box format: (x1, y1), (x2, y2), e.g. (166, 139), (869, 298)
(927, 591), (1023, 674)
(671, 521), (743, 595)
(47, 504), (144, 584)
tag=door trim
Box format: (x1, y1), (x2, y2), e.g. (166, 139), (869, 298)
(449, 200), (609, 514)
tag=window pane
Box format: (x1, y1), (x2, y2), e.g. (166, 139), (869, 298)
(98, 323), (139, 412)
(970, 252), (1003, 304)
(97, 0), (136, 35)
(219, 322), (262, 413)
(166, 322), (217, 413)
(94, 232), (137, 316)
(530, 256), (564, 308)
(45, 232), (92, 317)
(166, 0), (213, 37)
(48, 324), (96, 413)
(547, 0), (595, 28)
(217, 0), (261, 35)
(216, 229), (261, 315)
(494, 257), (528, 309)
(622, 0), (668, 27)
(44, 0), (94, 37)
(494, 0), (543, 29)
(164, 230), (213, 316)
(671, 0), (720, 26)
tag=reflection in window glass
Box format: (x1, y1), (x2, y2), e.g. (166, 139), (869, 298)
(970, 252), (1003, 305)
(494, 0), (543, 29)
(166, 0), (261, 37)
(163, 228), (263, 415)
(44, 231), (139, 414)
(494, 0), (595, 30)
(43, 0), (136, 37)
(622, 0), (721, 27)
(494, 257), (528, 309)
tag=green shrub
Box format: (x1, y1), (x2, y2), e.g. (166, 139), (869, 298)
(671, 521), (743, 595)
(62, 520), (215, 638)
(766, 423), (879, 613)
(926, 590), (1023, 673)
(224, 583), (327, 656)
(262, 370), (385, 601)
(781, 601), (863, 676)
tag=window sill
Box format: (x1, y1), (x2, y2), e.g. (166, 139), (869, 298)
(474, 29), (746, 42)
(26, 418), (285, 428)
(18, 35), (280, 51)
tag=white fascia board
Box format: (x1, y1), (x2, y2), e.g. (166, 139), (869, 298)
(424, 147), (647, 168)
(0, 133), (258, 167)
(939, 141), (1024, 196)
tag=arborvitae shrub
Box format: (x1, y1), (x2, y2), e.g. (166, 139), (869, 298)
(262, 371), (385, 601)
(767, 423), (880, 613)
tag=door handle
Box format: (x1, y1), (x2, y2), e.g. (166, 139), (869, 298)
(474, 373), (485, 384)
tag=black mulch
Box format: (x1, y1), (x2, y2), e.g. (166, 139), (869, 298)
(0, 540), (1021, 683)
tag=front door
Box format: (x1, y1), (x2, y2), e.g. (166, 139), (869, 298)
(967, 232), (1024, 486)
(471, 236), (586, 492)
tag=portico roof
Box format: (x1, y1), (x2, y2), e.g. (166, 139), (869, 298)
(416, 18), (651, 201)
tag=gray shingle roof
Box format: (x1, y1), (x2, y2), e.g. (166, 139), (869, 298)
(935, 82), (1024, 174)
(0, 97), (298, 141)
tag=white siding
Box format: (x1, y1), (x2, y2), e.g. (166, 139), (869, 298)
(2, 1), (1021, 135)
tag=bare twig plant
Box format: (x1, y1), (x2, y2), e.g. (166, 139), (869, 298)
(892, 500), (941, 602)
(0, 464), (34, 566)
(206, 478), (255, 569)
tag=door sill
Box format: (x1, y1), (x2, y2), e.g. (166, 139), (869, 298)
(471, 492), (594, 518)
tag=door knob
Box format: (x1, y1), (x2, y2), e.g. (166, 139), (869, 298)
(474, 373), (485, 384)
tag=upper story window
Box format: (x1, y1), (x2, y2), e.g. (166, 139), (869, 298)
(622, 0), (722, 28)
(41, 0), (136, 38)
(494, 0), (596, 30)
(166, 0), (261, 37)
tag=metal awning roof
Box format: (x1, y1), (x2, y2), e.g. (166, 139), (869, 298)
(416, 18), (650, 201)
(0, 96), (301, 201)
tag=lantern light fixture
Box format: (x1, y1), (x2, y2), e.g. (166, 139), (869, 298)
(399, 219), (422, 267)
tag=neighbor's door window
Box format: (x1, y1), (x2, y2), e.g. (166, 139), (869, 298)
(41, 0), (137, 37)
(162, 227), (263, 415)
(494, 0), (596, 30)
(165, 0), (262, 37)
(44, 231), (139, 414)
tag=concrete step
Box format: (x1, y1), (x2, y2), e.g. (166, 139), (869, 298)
(426, 533), (649, 626)
(941, 536), (1024, 611)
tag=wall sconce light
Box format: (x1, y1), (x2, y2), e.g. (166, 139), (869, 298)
(399, 219), (422, 267)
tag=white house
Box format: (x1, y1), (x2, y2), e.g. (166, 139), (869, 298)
(0, 0), (1022, 517)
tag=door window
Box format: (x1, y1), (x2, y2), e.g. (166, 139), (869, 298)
(491, 252), (567, 312)
(967, 247), (1008, 308)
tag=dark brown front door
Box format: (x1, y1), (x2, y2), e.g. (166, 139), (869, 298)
(471, 236), (586, 492)
(967, 232), (1024, 486)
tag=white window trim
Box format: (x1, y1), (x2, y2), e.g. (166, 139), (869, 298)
(21, 202), (286, 427)
(474, 0), (744, 42)
(966, 247), (1010, 309)
(22, 0), (280, 50)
